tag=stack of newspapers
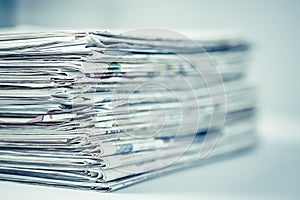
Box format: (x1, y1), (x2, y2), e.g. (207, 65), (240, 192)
(0, 30), (256, 191)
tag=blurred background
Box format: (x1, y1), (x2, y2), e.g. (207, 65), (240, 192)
(0, 0), (299, 199)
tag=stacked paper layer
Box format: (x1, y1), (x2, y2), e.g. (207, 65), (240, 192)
(0, 30), (256, 191)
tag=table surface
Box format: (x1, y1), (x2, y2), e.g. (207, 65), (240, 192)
(1, 113), (299, 200)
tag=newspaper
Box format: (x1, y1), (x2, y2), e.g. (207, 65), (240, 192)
(0, 29), (256, 191)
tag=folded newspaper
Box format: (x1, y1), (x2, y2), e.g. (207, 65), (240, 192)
(0, 29), (256, 191)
